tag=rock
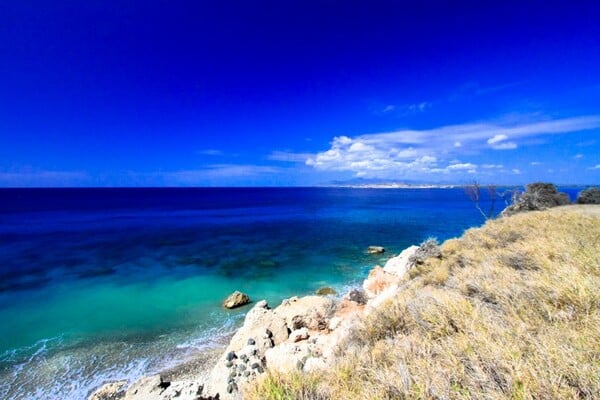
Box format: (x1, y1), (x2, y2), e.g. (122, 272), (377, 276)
(161, 381), (204, 400)
(383, 245), (419, 278)
(255, 300), (268, 309)
(367, 246), (385, 254)
(264, 342), (311, 373)
(346, 289), (367, 305)
(328, 316), (342, 330)
(88, 381), (127, 400)
(274, 295), (334, 331)
(363, 266), (399, 298)
(289, 327), (309, 342)
(123, 375), (166, 400)
(315, 286), (337, 296)
(303, 357), (327, 372)
(227, 302), (289, 352)
(222, 291), (250, 309)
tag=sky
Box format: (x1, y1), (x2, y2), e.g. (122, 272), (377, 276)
(1, 1), (599, 187)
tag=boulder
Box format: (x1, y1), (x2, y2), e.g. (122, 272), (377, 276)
(222, 291), (250, 309)
(227, 300), (289, 351)
(274, 296), (334, 331)
(289, 327), (310, 342)
(88, 381), (127, 400)
(303, 357), (327, 372)
(367, 246), (385, 254)
(383, 245), (419, 278)
(345, 289), (367, 305)
(264, 342), (311, 373)
(123, 375), (167, 400)
(315, 286), (337, 296)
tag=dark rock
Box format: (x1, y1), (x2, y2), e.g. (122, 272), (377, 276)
(199, 394), (220, 400)
(347, 288), (367, 305)
(291, 315), (305, 330)
(247, 338), (255, 345)
(225, 361), (233, 368)
(264, 328), (273, 338)
(251, 362), (260, 369)
(226, 351), (237, 361)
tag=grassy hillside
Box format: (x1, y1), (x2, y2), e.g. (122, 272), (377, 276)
(246, 205), (600, 399)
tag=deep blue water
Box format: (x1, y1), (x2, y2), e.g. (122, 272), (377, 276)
(0, 187), (578, 399)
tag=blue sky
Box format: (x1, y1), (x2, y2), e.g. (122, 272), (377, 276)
(1, 1), (599, 187)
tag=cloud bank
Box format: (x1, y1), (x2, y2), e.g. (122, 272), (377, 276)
(306, 115), (600, 179)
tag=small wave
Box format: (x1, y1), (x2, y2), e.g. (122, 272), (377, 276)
(175, 313), (241, 352)
(0, 314), (245, 400)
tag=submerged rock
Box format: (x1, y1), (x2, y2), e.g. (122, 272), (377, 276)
(315, 286), (337, 296)
(222, 291), (250, 309)
(367, 246), (385, 254)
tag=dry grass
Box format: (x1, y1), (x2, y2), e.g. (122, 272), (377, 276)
(245, 206), (600, 400)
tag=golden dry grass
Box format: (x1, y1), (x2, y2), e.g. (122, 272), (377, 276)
(245, 206), (600, 400)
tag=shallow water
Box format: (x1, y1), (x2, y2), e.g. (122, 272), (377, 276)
(0, 187), (577, 399)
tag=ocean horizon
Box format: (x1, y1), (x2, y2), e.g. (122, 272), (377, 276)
(0, 187), (581, 399)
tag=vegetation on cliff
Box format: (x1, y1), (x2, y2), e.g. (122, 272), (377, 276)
(246, 206), (600, 399)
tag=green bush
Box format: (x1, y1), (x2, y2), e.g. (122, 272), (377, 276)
(576, 187), (600, 204)
(502, 182), (570, 216)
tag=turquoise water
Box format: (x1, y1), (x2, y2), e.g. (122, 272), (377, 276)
(0, 187), (533, 399)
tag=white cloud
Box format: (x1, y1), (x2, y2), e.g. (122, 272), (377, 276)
(268, 151), (311, 163)
(588, 164), (600, 170)
(448, 163), (477, 170)
(454, 141), (462, 147)
(305, 115), (600, 178)
(487, 134), (508, 144)
(574, 154), (584, 159)
(512, 169), (522, 174)
(482, 164), (503, 169)
(382, 105), (395, 113)
(530, 161), (542, 166)
(408, 102), (431, 112)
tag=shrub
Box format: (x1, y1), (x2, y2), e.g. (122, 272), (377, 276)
(576, 187), (600, 204)
(409, 238), (442, 267)
(501, 182), (570, 216)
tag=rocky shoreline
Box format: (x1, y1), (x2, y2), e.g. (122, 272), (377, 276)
(88, 245), (421, 400)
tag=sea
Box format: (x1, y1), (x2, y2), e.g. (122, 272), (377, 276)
(0, 187), (579, 399)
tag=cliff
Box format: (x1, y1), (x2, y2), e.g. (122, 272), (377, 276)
(90, 205), (600, 400)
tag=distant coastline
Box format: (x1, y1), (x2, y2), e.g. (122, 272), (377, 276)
(323, 183), (459, 189)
